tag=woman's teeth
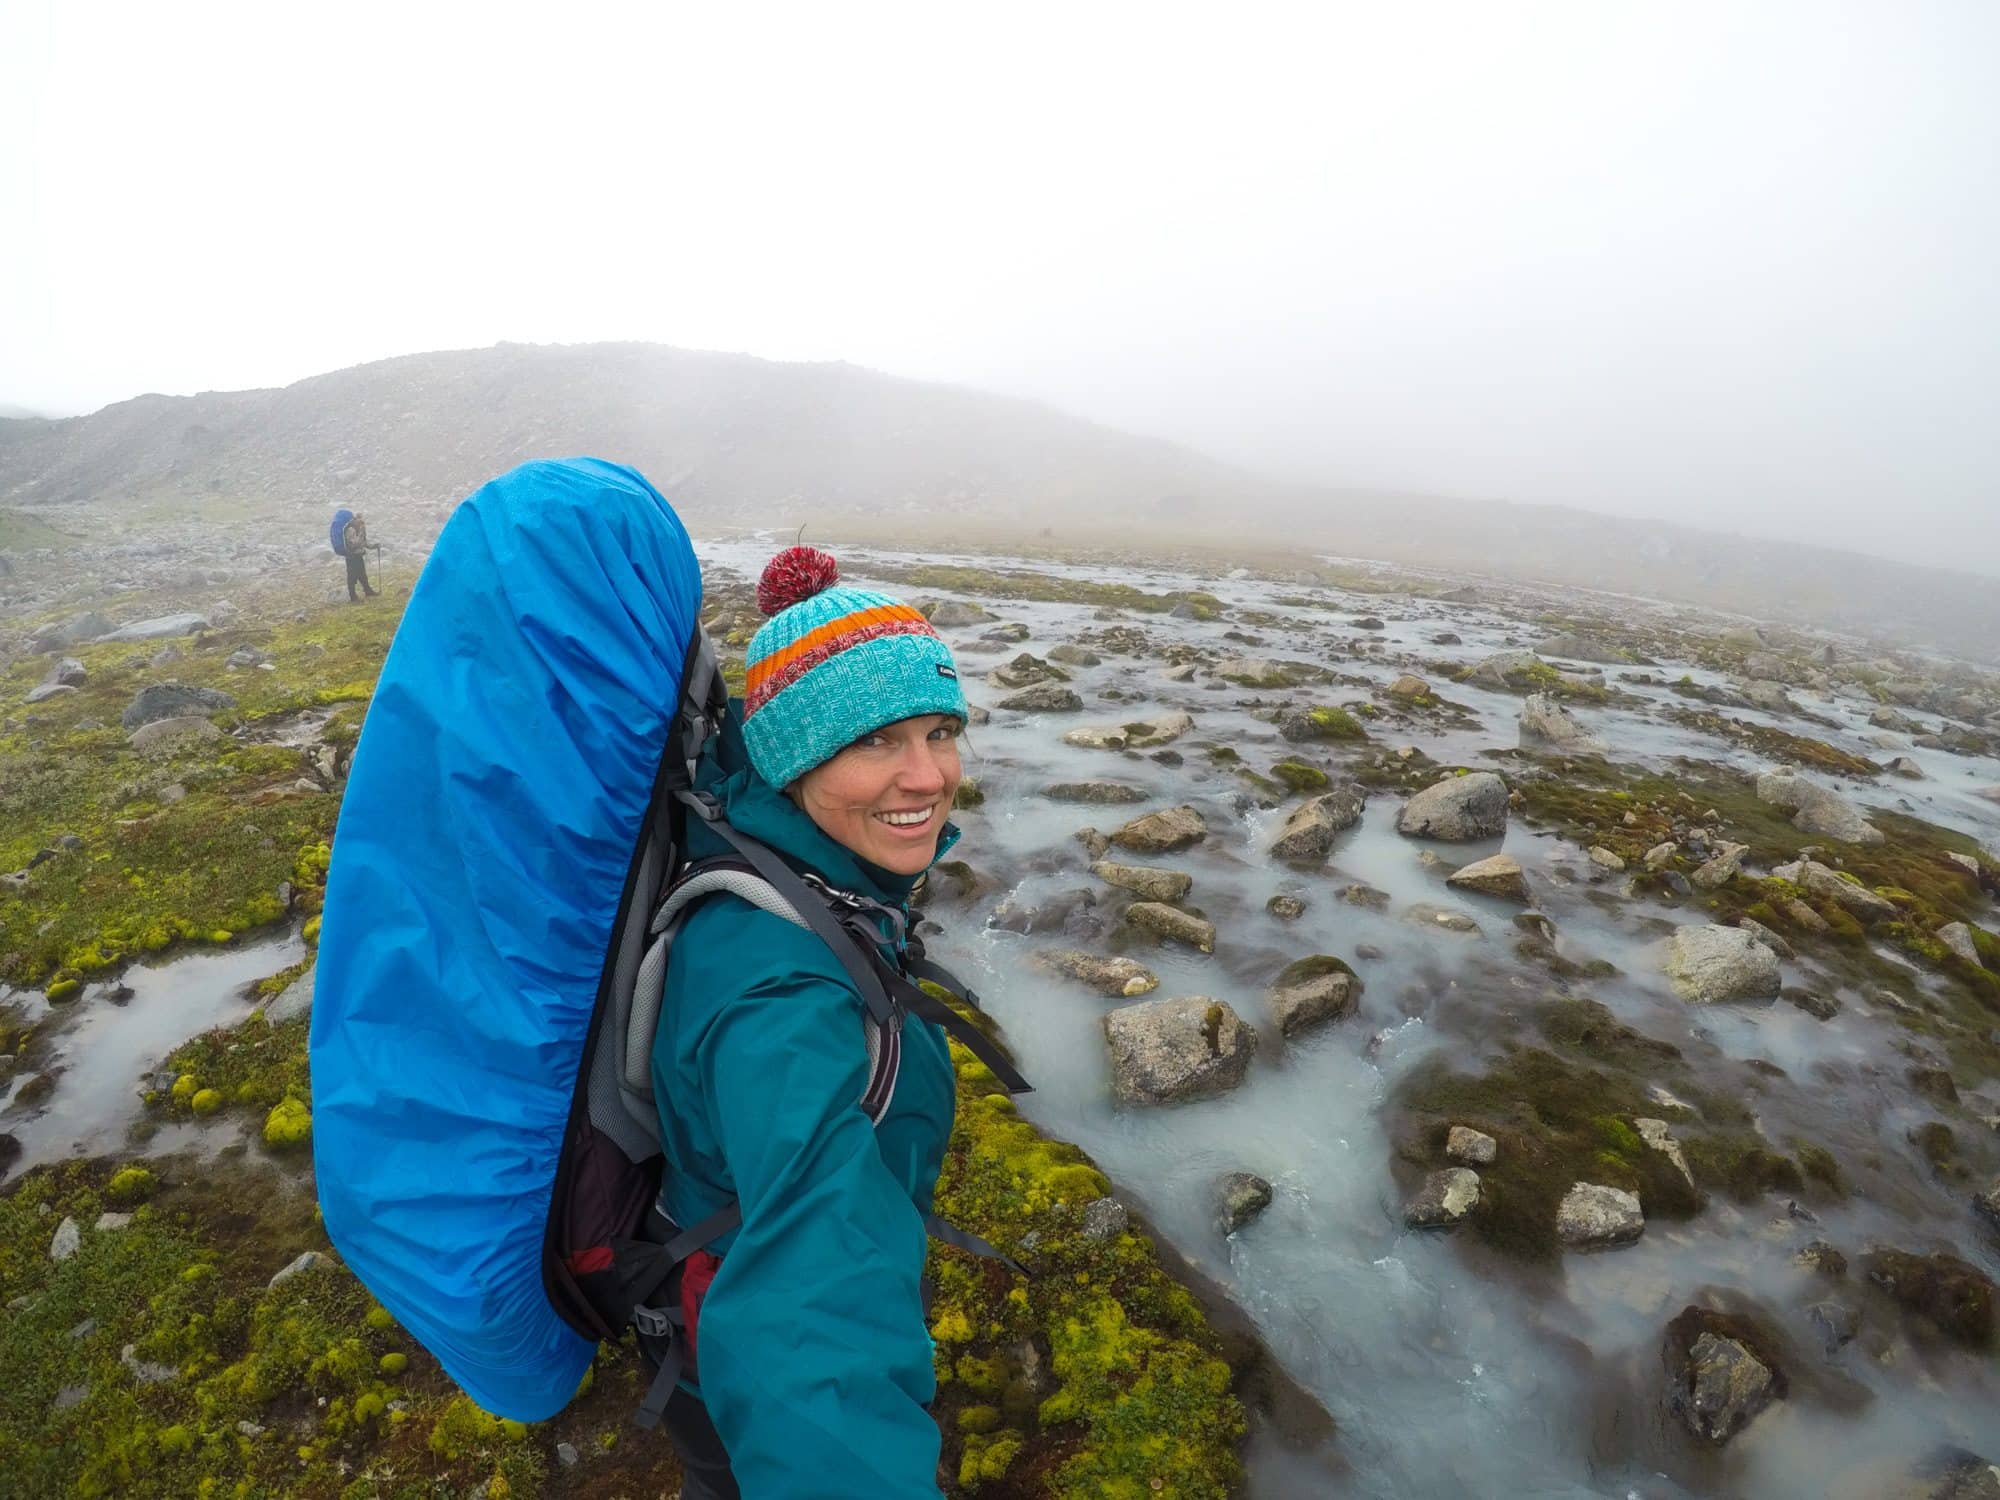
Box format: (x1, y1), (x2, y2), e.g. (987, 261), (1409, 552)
(876, 808), (931, 827)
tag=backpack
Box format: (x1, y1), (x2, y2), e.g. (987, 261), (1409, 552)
(311, 458), (1027, 1427)
(329, 507), (355, 557)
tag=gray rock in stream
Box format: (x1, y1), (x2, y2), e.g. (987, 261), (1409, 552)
(1396, 772), (1509, 841)
(1032, 950), (1158, 998)
(1266, 956), (1359, 1036)
(1519, 693), (1605, 751)
(1102, 996), (1257, 1105)
(1267, 787), (1366, 863)
(998, 682), (1083, 713)
(1446, 853), (1530, 903)
(1090, 860), (1192, 903)
(1126, 901), (1216, 953)
(1664, 925), (1782, 1003)
(1216, 1172), (1274, 1233)
(1556, 1183), (1644, 1247)
(1938, 922), (1982, 968)
(1675, 1332), (1778, 1443)
(1109, 805), (1208, 854)
(1404, 1168), (1481, 1228)
(1769, 859), (1900, 923)
(266, 964), (316, 1024)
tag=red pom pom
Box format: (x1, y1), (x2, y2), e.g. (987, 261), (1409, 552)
(757, 545), (841, 616)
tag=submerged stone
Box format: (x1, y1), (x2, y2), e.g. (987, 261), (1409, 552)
(1216, 1172), (1274, 1233)
(1755, 767), (1884, 845)
(1861, 1249), (1995, 1349)
(998, 683), (1083, 713)
(1519, 692), (1605, 751)
(1031, 950), (1159, 998)
(1676, 1331), (1778, 1444)
(1042, 781), (1145, 804)
(1403, 903), (1483, 936)
(1126, 901), (1216, 953)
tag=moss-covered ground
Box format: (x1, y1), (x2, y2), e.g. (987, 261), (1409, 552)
(1511, 752), (2000, 1085)
(0, 595), (390, 989)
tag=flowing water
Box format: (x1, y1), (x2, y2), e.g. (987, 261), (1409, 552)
(703, 538), (2000, 1498)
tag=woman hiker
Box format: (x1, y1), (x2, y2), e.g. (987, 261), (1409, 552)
(649, 545), (970, 1497)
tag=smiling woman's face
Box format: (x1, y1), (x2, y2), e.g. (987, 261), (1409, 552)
(791, 713), (964, 876)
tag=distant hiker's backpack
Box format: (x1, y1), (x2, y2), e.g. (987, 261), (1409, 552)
(311, 458), (1026, 1427)
(329, 507), (355, 557)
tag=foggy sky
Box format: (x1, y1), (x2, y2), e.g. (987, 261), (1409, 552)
(3, 2), (1996, 574)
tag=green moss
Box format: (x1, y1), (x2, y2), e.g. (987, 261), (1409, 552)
(158, 1014), (311, 1119)
(261, 1097), (312, 1150)
(1299, 706), (1366, 741)
(1269, 759), (1329, 792)
(105, 1167), (156, 1205)
(953, 778), (985, 810)
(379, 1351), (408, 1376)
(189, 1088), (223, 1117)
(1682, 1134), (1804, 1201)
(1663, 707), (1878, 776)
(929, 1028), (1245, 1497)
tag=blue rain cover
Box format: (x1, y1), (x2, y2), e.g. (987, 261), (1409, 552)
(312, 458), (702, 1420)
(329, 507), (355, 557)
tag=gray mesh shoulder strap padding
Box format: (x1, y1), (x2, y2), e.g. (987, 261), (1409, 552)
(587, 829), (673, 1160)
(626, 868), (894, 1123)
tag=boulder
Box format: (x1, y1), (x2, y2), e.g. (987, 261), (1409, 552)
(43, 657), (86, 688)
(1445, 853), (1530, 903)
(1769, 859), (1900, 923)
(127, 715), (224, 757)
(24, 682), (75, 704)
(1047, 643), (1102, 666)
(1691, 842), (1748, 890)
(1215, 657), (1322, 688)
(1755, 768), (1884, 845)
(1938, 922), (1983, 968)
(1042, 781), (1145, 804)
(1519, 693), (1605, 752)
(927, 600), (995, 628)
(268, 1250), (330, 1288)
(1395, 772), (1509, 841)
(1469, 650), (1544, 687)
(1384, 674), (1431, 701)
(1080, 1198), (1129, 1240)
(1031, 950), (1158, 998)
(1742, 680), (1794, 714)
(1126, 901), (1216, 953)
(1887, 755), (1926, 780)
(1404, 903), (1482, 936)
(1102, 996), (1257, 1105)
(1675, 1331), (1779, 1444)
(1445, 1126), (1497, 1166)
(1267, 787), (1366, 863)
(121, 682), (236, 732)
(998, 683), (1083, 713)
(1557, 1182), (1644, 1248)
(49, 1217), (80, 1262)
(1276, 705), (1368, 743)
(1266, 894), (1306, 920)
(1404, 1168), (1481, 1229)
(1089, 860), (1192, 903)
(1635, 1118), (1696, 1187)
(1216, 1172), (1274, 1233)
(982, 623), (1031, 644)
(1587, 846), (1626, 873)
(988, 653), (1065, 689)
(1664, 925), (1782, 1004)
(96, 612), (210, 644)
(1266, 955), (1359, 1036)
(30, 610), (113, 651)
(265, 964), (316, 1024)
(1109, 805), (1207, 854)
(1861, 1250), (1995, 1349)
(1063, 713), (1193, 752)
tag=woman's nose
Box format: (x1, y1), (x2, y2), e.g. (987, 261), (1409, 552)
(896, 740), (945, 791)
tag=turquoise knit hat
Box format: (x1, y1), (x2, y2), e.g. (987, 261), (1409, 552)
(741, 546), (968, 790)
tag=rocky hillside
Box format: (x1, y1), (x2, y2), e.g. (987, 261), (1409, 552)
(3, 342), (1997, 660)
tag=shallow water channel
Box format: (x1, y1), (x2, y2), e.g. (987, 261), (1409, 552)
(705, 539), (2000, 1498)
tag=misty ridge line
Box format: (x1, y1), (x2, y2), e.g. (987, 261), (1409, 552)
(0, 339), (1995, 662)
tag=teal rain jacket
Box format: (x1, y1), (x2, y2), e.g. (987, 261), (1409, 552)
(649, 761), (959, 1497)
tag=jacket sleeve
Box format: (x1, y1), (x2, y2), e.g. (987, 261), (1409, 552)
(686, 925), (942, 1497)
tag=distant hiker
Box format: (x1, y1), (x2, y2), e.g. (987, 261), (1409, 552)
(341, 513), (378, 601)
(648, 546), (975, 1496)
(330, 507), (378, 600)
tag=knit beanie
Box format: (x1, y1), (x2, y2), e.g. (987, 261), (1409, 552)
(741, 545), (968, 790)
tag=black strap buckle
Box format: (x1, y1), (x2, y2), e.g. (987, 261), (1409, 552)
(632, 1304), (678, 1339)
